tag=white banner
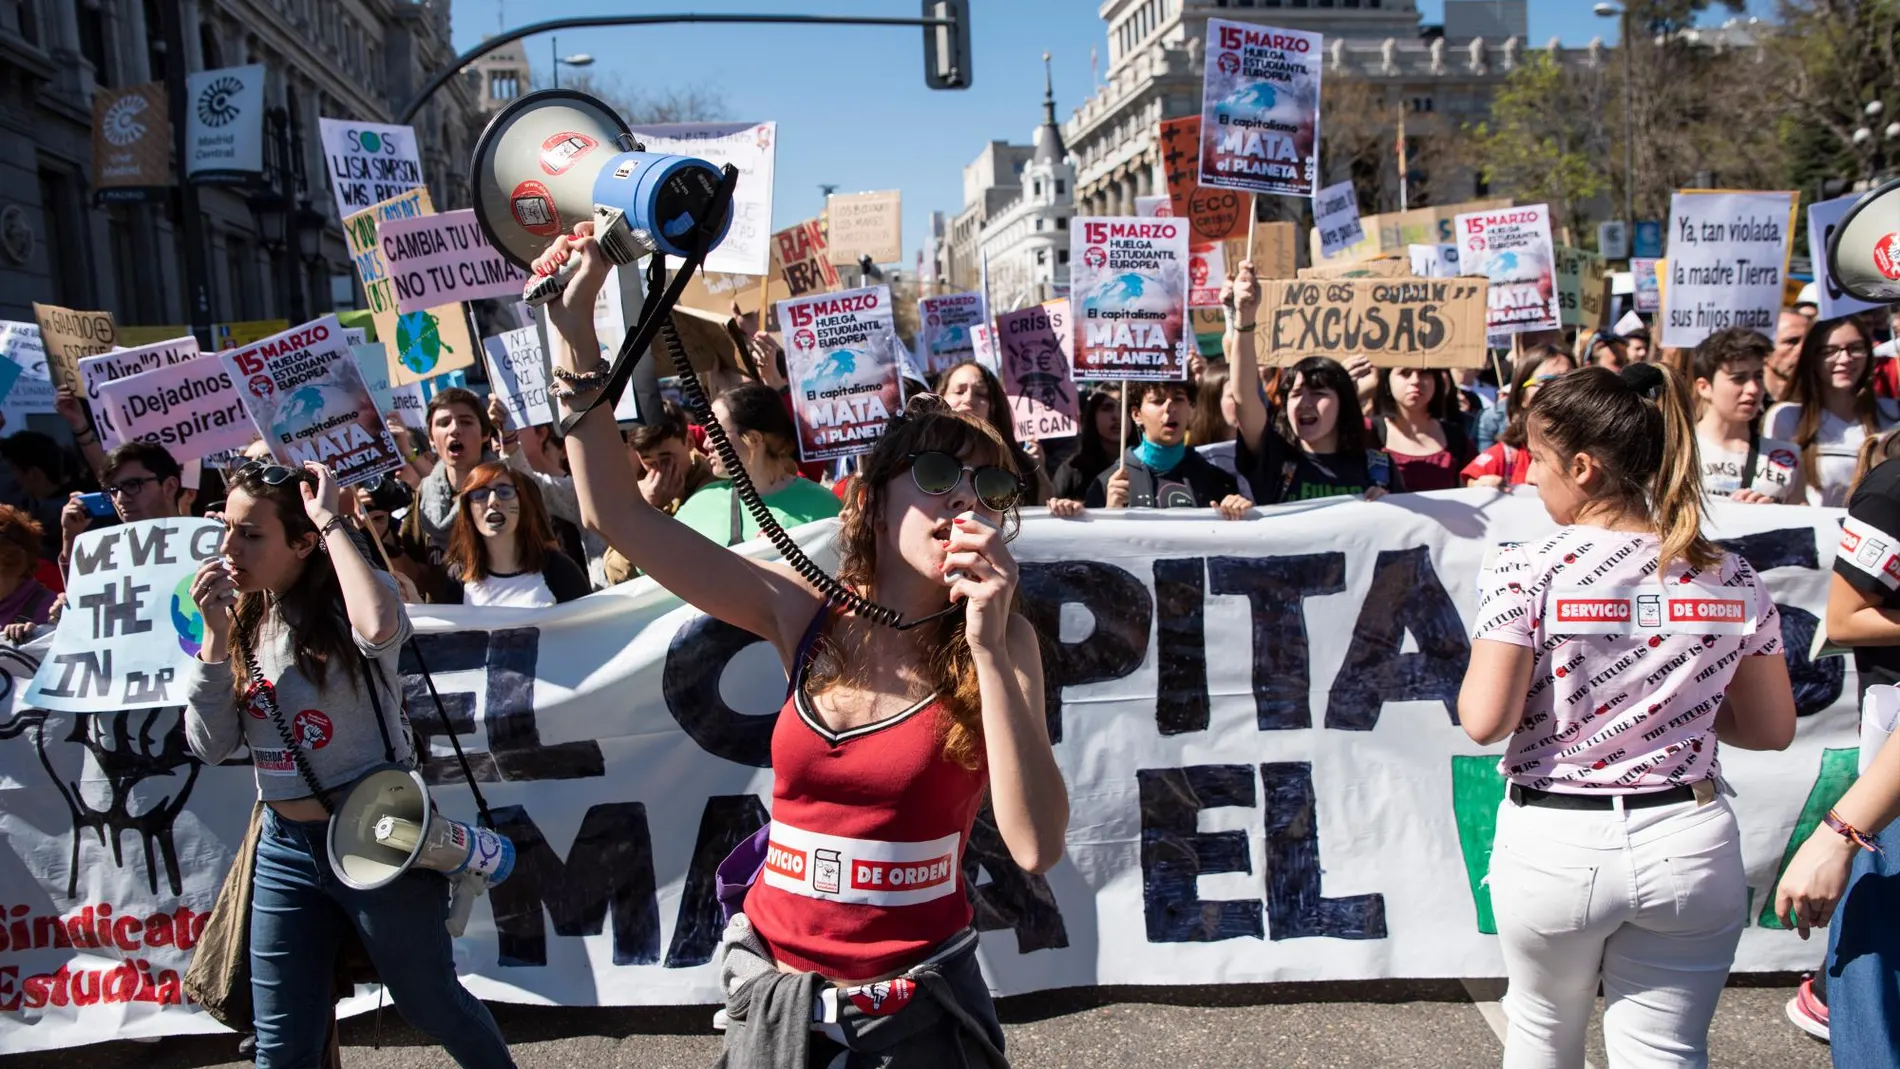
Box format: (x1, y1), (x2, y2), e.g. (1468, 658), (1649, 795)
(318, 119), (426, 222)
(0, 496), (1864, 1053)
(1661, 190), (1797, 349)
(1807, 194), (1887, 322)
(626, 122), (777, 277)
(183, 65), (264, 182)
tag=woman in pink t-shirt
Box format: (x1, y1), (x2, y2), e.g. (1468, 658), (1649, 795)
(1459, 363), (1798, 1067)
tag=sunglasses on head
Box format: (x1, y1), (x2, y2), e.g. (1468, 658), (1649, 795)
(908, 451), (1021, 513)
(237, 461), (313, 487)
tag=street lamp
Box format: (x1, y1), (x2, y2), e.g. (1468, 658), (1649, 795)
(1594, 2), (1636, 244)
(1852, 101), (1898, 184)
(550, 37), (593, 88)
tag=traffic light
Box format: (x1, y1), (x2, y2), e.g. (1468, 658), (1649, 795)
(923, 0), (972, 89)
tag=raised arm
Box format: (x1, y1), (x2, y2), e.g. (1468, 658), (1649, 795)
(300, 462), (401, 646)
(1228, 261), (1269, 450)
(538, 224), (821, 661)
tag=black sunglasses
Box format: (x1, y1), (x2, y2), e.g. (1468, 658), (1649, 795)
(236, 461), (314, 488)
(908, 451), (1021, 513)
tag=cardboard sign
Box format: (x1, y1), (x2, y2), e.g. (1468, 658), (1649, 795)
(1660, 190), (1797, 348)
(1297, 258), (1412, 280)
(1314, 181), (1365, 259)
(1807, 194), (1885, 321)
(778, 286), (903, 461)
(91, 82), (171, 199)
(1198, 19), (1322, 197)
(483, 327), (554, 431)
(997, 300), (1079, 442)
(95, 353), (255, 464)
(24, 518), (225, 713)
(220, 315), (403, 485)
(916, 293), (987, 376)
(1243, 221), (1299, 279)
(825, 191), (902, 266)
(0, 321), (57, 428)
(377, 209), (527, 313)
(1554, 244), (1610, 329)
(775, 219), (841, 297)
(77, 337), (201, 446)
(318, 118), (425, 222)
(30, 303), (116, 393)
(183, 65), (264, 183)
(627, 121), (777, 276)
(1454, 204), (1559, 339)
(1070, 217), (1191, 382)
(340, 188), (476, 387)
(1158, 117), (1251, 245)
(1409, 244), (1462, 278)
(1257, 278), (1489, 369)
(1314, 197), (1514, 264)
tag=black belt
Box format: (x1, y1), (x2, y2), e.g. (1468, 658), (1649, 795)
(1508, 783), (1699, 810)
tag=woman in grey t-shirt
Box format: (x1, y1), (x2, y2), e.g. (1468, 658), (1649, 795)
(184, 461), (515, 1069)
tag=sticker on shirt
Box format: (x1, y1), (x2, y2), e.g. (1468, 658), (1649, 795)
(843, 978), (916, 1017)
(760, 822), (961, 908)
(1550, 583), (1757, 636)
(1154, 478), (1197, 508)
(1839, 514), (1900, 589)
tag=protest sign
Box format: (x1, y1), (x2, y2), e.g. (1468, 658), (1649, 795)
(77, 337), (201, 446)
(1314, 180), (1365, 259)
(23, 517), (224, 713)
(1315, 198), (1514, 265)
(0, 322), (58, 429)
(774, 219), (841, 297)
(970, 322), (1000, 371)
(317, 118), (425, 221)
(29, 303), (116, 393)
(1454, 204), (1559, 340)
(221, 315), (402, 485)
(376, 209), (528, 313)
(1554, 244), (1610, 330)
(1158, 117), (1252, 245)
(482, 326), (554, 431)
(341, 188), (476, 387)
(1070, 217), (1191, 382)
(1807, 194), (1886, 321)
(1409, 243), (1462, 278)
(0, 497), (1855, 1055)
(1188, 243), (1227, 309)
(1660, 190), (1797, 349)
(998, 300), (1079, 441)
(1257, 278), (1488, 369)
(825, 191), (902, 266)
(916, 293), (987, 376)
(626, 122), (777, 276)
(91, 82), (171, 201)
(352, 342), (425, 429)
(94, 354), (254, 464)
(587, 264), (649, 423)
(1297, 258), (1411, 280)
(1198, 19), (1321, 197)
(183, 65), (264, 183)
(779, 286), (903, 461)
(1245, 220), (1299, 279)
(1632, 257), (1662, 313)
(211, 321), (291, 351)
(1134, 195), (1171, 217)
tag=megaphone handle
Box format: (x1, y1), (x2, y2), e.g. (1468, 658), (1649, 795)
(446, 874), (480, 938)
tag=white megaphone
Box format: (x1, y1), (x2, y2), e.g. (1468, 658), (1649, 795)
(328, 768), (515, 937)
(1825, 177), (1900, 303)
(470, 88), (734, 304)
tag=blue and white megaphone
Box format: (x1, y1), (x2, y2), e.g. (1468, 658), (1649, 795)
(328, 768), (515, 937)
(470, 88), (733, 304)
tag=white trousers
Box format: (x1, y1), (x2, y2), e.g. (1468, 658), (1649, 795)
(1488, 792), (1745, 1069)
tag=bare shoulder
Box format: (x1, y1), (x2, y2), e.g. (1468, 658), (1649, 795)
(1005, 612), (1044, 671)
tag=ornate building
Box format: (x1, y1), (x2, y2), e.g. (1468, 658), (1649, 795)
(972, 56), (1075, 313)
(0, 0), (479, 327)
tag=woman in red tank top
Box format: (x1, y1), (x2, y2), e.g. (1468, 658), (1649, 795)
(536, 223), (1068, 1065)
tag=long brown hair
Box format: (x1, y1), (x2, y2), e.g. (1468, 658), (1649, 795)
(1851, 426), (1900, 500)
(808, 400), (1024, 769)
(1188, 361), (1233, 445)
(443, 462), (556, 580)
(1500, 345), (1575, 449)
(1785, 315), (1882, 489)
(226, 466), (363, 700)
(1529, 363), (1717, 575)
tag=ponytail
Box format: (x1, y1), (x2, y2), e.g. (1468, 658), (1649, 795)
(1529, 363), (1718, 575)
(1851, 427), (1900, 500)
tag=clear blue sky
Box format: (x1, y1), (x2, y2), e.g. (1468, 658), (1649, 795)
(452, 0), (1776, 267)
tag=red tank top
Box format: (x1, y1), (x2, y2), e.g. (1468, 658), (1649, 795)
(743, 641), (989, 981)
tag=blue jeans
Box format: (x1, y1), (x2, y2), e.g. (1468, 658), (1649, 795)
(1827, 818), (1900, 1068)
(251, 807), (515, 1069)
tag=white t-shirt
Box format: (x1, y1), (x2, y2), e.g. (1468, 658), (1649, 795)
(463, 571), (557, 608)
(1764, 400), (1900, 507)
(1698, 433), (1803, 502)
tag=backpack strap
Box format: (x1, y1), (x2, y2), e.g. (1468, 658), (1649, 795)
(1367, 450), (1393, 490)
(786, 601), (830, 701)
(1741, 427), (1762, 496)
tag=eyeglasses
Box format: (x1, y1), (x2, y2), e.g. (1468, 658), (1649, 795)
(465, 485), (518, 505)
(908, 451), (1021, 513)
(105, 475), (156, 498)
(1823, 343), (1872, 360)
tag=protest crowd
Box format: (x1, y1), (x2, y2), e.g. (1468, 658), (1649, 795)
(8, 8), (1900, 1069)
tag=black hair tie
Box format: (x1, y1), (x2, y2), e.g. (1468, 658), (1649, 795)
(1619, 362), (1665, 399)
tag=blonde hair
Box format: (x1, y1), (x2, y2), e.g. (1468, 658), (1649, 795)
(1529, 363), (1717, 575)
(1851, 427), (1900, 500)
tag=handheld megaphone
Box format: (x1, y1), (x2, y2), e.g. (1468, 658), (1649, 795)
(471, 88), (733, 305)
(1825, 177), (1900, 303)
(328, 768), (515, 937)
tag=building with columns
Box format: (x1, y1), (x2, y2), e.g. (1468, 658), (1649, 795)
(0, 0), (479, 328)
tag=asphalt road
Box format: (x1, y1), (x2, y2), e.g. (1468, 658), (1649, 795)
(8, 976), (1831, 1068)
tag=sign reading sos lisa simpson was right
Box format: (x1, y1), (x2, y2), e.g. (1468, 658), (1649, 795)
(1069, 217), (1191, 382)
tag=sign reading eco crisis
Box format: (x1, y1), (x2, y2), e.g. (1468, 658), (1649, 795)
(1158, 117), (1251, 246)
(183, 64), (264, 183)
(1198, 19), (1322, 198)
(1069, 217), (1191, 382)
(0, 498), (1862, 1054)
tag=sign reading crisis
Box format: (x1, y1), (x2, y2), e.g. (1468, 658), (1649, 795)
(1069, 218), (1191, 381)
(998, 300), (1079, 442)
(1158, 117), (1251, 245)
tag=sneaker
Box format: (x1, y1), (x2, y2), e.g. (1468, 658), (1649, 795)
(1786, 975), (1830, 1043)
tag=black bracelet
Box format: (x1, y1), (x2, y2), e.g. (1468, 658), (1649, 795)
(320, 516), (347, 539)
